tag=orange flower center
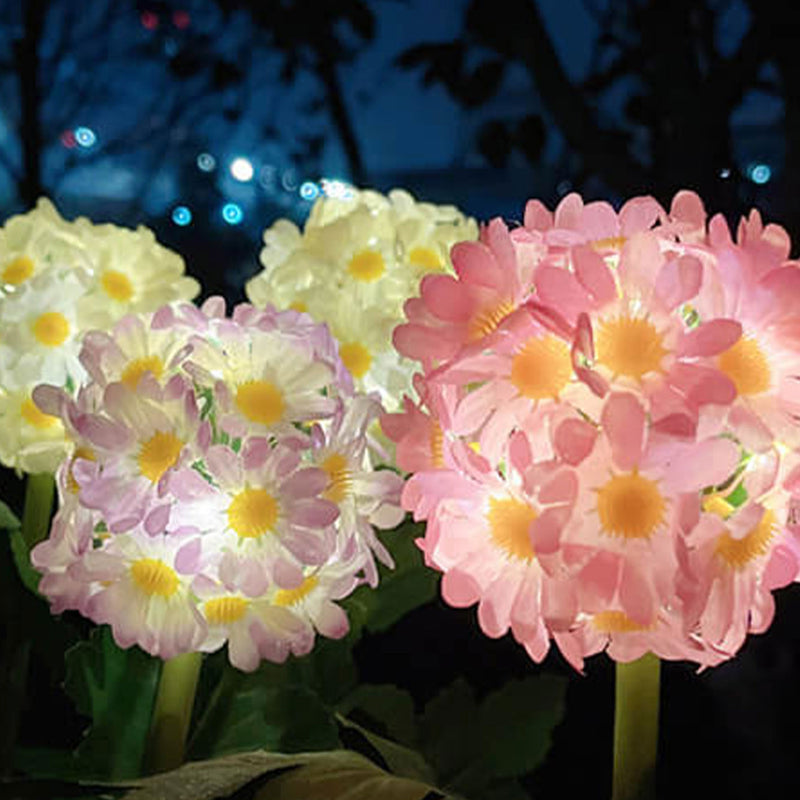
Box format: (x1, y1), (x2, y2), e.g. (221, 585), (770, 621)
(321, 452), (352, 503)
(32, 312), (70, 347)
(204, 596), (249, 624)
(228, 488), (279, 539)
(592, 610), (653, 633)
(2, 255), (34, 285)
(715, 509), (775, 569)
(717, 336), (771, 396)
(137, 431), (183, 482)
(274, 575), (319, 606)
(486, 496), (537, 561)
(596, 471), (665, 540)
(339, 341), (372, 378)
(347, 250), (385, 282)
(596, 315), (667, 381)
(130, 558), (179, 597)
(510, 335), (572, 399)
(235, 380), (285, 426)
(101, 270), (134, 302)
(121, 355), (164, 390)
(469, 299), (515, 341)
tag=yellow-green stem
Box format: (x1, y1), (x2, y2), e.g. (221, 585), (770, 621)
(612, 654), (660, 800)
(146, 652), (203, 774)
(21, 472), (55, 548)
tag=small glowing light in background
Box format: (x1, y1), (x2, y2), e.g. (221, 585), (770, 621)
(281, 168), (298, 191)
(221, 203), (243, 225)
(197, 152), (216, 172)
(171, 205), (192, 226)
(258, 165), (276, 189)
(164, 37), (178, 57)
(140, 10), (159, 30)
(320, 178), (353, 199)
(60, 129), (77, 149)
(74, 126), (97, 148)
(172, 9), (191, 29)
(748, 163), (772, 185)
(299, 181), (320, 201)
(557, 179), (572, 196)
(719, 167), (731, 179)
(230, 157), (254, 182)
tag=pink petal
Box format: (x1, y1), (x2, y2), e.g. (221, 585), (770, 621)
(764, 545), (799, 589)
(530, 506), (567, 554)
(678, 319), (741, 357)
(144, 503), (171, 535)
(524, 199), (553, 231)
(290, 498), (339, 528)
(554, 193), (584, 230)
(421, 274), (473, 321)
(441, 569), (480, 607)
(451, 240), (502, 289)
(670, 190), (706, 232)
(535, 265), (592, 324)
(619, 561), (653, 626)
(619, 196), (662, 235)
(579, 551), (622, 608)
(572, 245), (617, 303)
(175, 537), (202, 574)
(555, 418), (597, 465)
(602, 392), (645, 470)
(654, 255), (702, 310)
(313, 601), (349, 639)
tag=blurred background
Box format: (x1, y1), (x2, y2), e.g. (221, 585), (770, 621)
(2, 1), (800, 797)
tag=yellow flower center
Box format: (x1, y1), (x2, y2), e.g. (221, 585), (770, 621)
(429, 419), (445, 468)
(702, 494), (734, 520)
(592, 610), (653, 633)
(228, 488), (280, 539)
(408, 246), (443, 271)
(510, 335), (572, 400)
(321, 452), (352, 503)
(67, 446), (95, 493)
(289, 300), (308, 313)
(130, 558), (179, 597)
(204, 596), (249, 624)
(137, 431), (183, 482)
(101, 270), (134, 302)
(590, 236), (627, 252)
(486, 496), (538, 561)
(121, 355), (164, 390)
(339, 342), (372, 378)
(20, 397), (59, 430)
(468, 299), (516, 341)
(717, 336), (771, 396)
(2, 255), (34, 285)
(235, 380), (285, 426)
(596, 315), (667, 381)
(715, 509), (776, 570)
(274, 575), (319, 607)
(347, 250), (385, 282)
(596, 471), (665, 540)
(32, 311), (70, 347)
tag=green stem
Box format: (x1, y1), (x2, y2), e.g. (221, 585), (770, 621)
(21, 472), (55, 548)
(146, 652), (203, 774)
(612, 654), (660, 800)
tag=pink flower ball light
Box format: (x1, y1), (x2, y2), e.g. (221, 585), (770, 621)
(31, 298), (403, 670)
(385, 190), (800, 670)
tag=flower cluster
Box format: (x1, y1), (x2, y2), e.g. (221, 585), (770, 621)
(246, 187), (478, 411)
(31, 298), (404, 669)
(385, 191), (800, 669)
(0, 199), (199, 473)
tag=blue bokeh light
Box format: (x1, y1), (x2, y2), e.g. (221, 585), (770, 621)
(221, 202), (243, 225)
(299, 181), (320, 201)
(197, 152), (216, 172)
(748, 163), (772, 184)
(230, 157), (254, 182)
(171, 205), (192, 226)
(74, 126), (97, 148)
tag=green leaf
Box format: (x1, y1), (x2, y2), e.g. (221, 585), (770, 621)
(420, 679), (481, 786)
(10, 528), (42, 596)
(338, 684), (417, 747)
(0, 498), (21, 531)
(63, 627), (161, 780)
(335, 715), (436, 785)
(195, 685), (339, 760)
(479, 675), (566, 778)
(348, 519), (439, 634)
(121, 750), (459, 800)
